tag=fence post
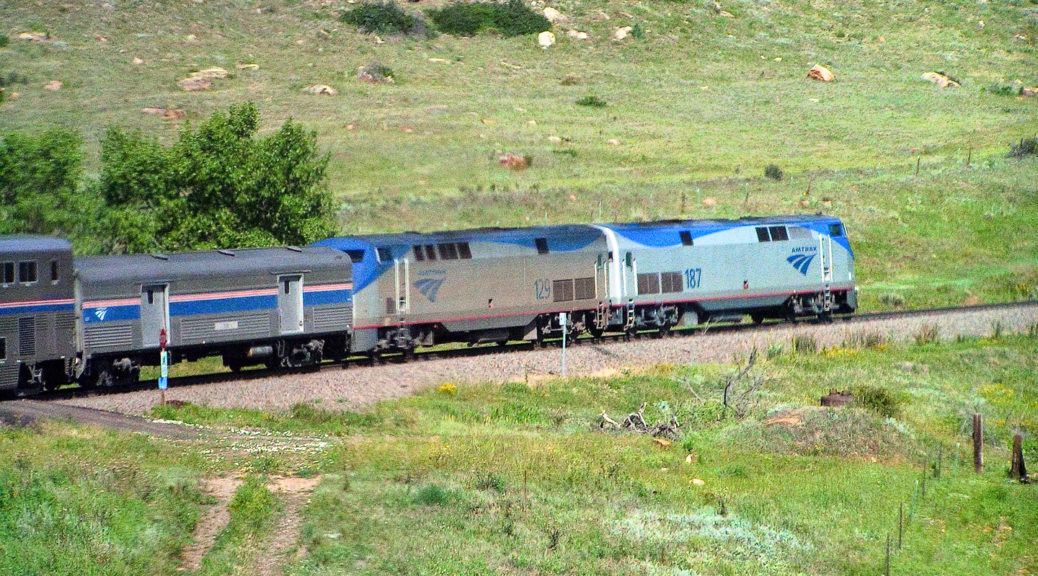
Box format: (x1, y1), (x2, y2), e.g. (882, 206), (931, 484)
(1010, 434), (1025, 482)
(973, 414), (983, 474)
(936, 445), (942, 479)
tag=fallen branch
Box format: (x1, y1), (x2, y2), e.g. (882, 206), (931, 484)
(599, 410), (620, 429)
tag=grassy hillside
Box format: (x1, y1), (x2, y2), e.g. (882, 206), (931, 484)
(3, 334), (1036, 574)
(1, 0), (1035, 307)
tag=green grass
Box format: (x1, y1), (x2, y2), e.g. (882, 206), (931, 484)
(1, 0), (1035, 307)
(0, 424), (209, 575)
(134, 334), (1038, 575)
(199, 475), (281, 576)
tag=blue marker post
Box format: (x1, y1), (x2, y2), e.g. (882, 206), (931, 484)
(560, 312), (567, 378)
(158, 328), (168, 405)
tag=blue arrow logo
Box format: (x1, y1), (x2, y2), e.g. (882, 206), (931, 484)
(787, 253), (815, 276)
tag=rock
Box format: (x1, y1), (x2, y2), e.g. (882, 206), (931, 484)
(807, 64), (834, 82)
(132, 57), (145, 65)
(607, 138), (620, 146)
(547, 135), (563, 143)
(178, 77), (212, 91)
(1021, 86), (1037, 97)
(819, 390), (853, 407)
(921, 72), (960, 88)
(498, 153), (529, 170)
(701, 197), (717, 207)
(613, 26), (633, 41)
(543, 7), (565, 24)
(654, 438), (672, 448)
(191, 67), (229, 79)
(538, 31), (556, 49)
(236, 63), (260, 71)
(566, 29), (588, 40)
(44, 81), (62, 91)
(18, 32), (48, 42)
(691, 478), (706, 486)
(303, 85), (338, 96)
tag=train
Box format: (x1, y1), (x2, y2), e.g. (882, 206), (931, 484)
(0, 214), (855, 396)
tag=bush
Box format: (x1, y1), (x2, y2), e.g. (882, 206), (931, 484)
(412, 483), (458, 506)
(428, 0), (550, 38)
(576, 95), (607, 108)
(0, 35), (8, 49)
(764, 163), (783, 181)
(1007, 136), (1037, 159)
(852, 385), (902, 418)
(0, 129), (87, 238)
(341, 2), (427, 36)
(99, 102), (334, 252)
(914, 324), (939, 345)
(357, 61), (394, 83)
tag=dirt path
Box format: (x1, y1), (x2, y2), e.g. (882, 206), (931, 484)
(181, 476), (243, 573)
(257, 476), (322, 576)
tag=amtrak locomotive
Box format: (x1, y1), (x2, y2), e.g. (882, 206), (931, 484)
(0, 215), (854, 395)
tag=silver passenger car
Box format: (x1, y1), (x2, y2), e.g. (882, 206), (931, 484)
(75, 246), (352, 386)
(0, 236), (76, 394)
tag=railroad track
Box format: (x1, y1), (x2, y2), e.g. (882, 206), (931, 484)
(10, 300), (1032, 406)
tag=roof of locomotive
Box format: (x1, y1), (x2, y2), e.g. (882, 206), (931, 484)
(327, 223), (604, 248)
(76, 245), (351, 285)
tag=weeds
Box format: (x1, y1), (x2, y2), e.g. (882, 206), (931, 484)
(576, 95), (607, 108)
(879, 293), (906, 308)
(413, 483), (459, 506)
(791, 334), (817, 354)
(845, 330), (888, 350)
(765, 163), (784, 181)
(1007, 136), (1037, 159)
(356, 61), (394, 84)
(914, 324), (939, 345)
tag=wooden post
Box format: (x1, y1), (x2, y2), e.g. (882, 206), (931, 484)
(973, 414), (983, 474)
(966, 147), (972, 167)
(1010, 434), (1025, 482)
(936, 445), (942, 479)
(885, 534), (891, 576)
(898, 503), (904, 550)
(915, 157), (920, 176)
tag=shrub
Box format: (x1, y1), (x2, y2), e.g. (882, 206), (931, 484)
(428, 0), (550, 38)
(852, 385), (902, 418)
(791, 335), (816, 354)
(764, 164), (783, 181)
(357, 61), (394, 83)
(0, 35), (8, 49)
(631, 23), (645, 39)
(576, 95), (607, 108)
(341, 2), (427, 36)
(1007, 136), (1037, 159)
(983, 83), (1018, 96)
(413, 483), (458, 506)
(878, 293), (906, 308)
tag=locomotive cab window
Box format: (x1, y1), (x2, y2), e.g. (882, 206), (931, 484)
(1, 262), (13, 285)
(768, 226), (788, 241)
(0, 337), (6, 360)
(458, 242), (472, 259)
(755, 227), (771, 242)
(50, 260), (60, 284)
(424, 245), (438, 260)
(18, 261), (37, 284)
(535, 238), (549, 255)
(345, 250), (365, 263)
(376, 247), (392, 263)
(413, 245), (425, 261)
(829, 224), (844, 237)
(680, 231), (693, 246)
(438, 243), (459, 260)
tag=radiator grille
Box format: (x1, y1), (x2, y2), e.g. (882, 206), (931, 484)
(18, 317), (35, 356)
(85, 323), (133, 350)
(179, 313), (270, 343)
(313, 305), (352, 331)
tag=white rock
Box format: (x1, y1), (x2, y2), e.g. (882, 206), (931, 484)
(538, 31), (556, 49)
(566, 29), (588, 40)
(543, 7), (565, 24)
(613, 26), (633, 41)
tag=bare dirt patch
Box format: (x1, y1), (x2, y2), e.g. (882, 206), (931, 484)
(257, 476), (322, 576)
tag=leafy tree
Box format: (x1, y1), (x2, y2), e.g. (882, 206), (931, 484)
(0, 129), (86, 236)
(100, 102), (334, 253)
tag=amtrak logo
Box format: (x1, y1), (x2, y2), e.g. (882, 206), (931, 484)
(786, 253), (816, 276)
(94, 307), (109, 321)
(414, 270), (447, 303)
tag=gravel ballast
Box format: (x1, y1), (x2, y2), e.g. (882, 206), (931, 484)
(59, 303), (1038, 416)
